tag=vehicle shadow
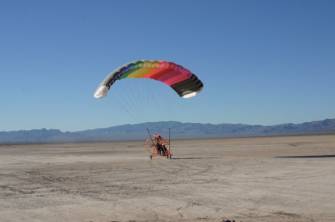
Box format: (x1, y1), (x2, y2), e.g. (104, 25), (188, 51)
(275, 154), (335, 159)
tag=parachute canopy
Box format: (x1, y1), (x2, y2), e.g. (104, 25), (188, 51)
(94, 60), (203, 99)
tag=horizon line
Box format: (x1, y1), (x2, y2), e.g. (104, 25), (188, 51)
(1, 118), (334, 133)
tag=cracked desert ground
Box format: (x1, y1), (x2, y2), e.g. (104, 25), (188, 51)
(1, 135), (335, 222)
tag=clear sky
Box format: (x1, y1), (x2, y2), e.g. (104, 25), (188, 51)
(0, 0), (334, 131)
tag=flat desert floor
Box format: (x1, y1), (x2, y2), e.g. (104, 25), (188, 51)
(1, 135), (335, 222)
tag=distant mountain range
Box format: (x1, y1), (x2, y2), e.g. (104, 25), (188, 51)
(1, 119), (335, 144)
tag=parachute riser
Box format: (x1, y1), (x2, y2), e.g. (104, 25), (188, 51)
(168, 128), (171, 158)
(146, 128), (154, 145)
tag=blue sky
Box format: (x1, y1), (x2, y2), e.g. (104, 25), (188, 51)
(0, 0), (334, 131)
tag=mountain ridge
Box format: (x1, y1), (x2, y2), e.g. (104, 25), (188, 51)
(1, 119), (335, 144)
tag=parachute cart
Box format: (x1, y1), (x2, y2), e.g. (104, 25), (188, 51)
(145, 128), (172, 160)
(93, 60), (203, 161)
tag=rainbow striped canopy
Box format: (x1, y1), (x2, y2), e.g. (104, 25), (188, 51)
(94, 60), (203, 99)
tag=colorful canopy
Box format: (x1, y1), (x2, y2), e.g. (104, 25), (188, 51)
(94, 60), (203, 99)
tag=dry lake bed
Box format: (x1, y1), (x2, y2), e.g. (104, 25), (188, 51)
(1, 135), (335, 222)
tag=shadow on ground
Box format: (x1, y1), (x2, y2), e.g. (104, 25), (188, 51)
(276, 154), (335, 158)
(171, 156), (219, 160)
